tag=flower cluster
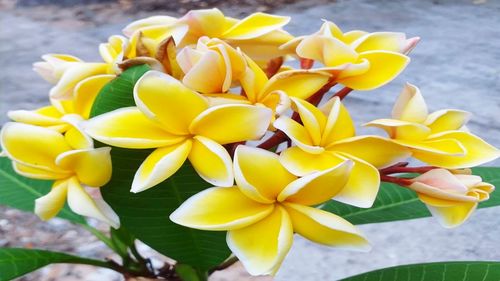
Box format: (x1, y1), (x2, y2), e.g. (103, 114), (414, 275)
(1, 8), (499, 276)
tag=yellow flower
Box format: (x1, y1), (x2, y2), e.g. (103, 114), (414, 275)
(409, 168), (494, 228)
(123, 8), (293, 64)
(176, 37), (246, 94)
(0, 122), (118, 227)
(84, 71), (272, 192)
(170, 145), (370, 276)
(281, 21), (414, 90)
(366, 83), (500, 168)
(274, 97), (410, 207)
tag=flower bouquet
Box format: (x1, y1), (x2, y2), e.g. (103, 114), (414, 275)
(1, 8), (500, 281)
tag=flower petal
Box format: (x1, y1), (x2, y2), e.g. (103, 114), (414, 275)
(85, 107), (184, 149)
(55, 147), (112, 187)
(66, 177), (120, 228)
(73, 74), (115, 118)
(334, 153), (380, 208)
(273, 117), (324, 154)
(278, 160), (353, 206)
(134, 70), (208, 135)
(262, 70), (332, 100)
(122, 15), (178, 37)
(352, 32), (408, 53)
(50, 63), (108, 100)
(296, 35), (358, 66)
(13, 162), (71, 180)
(279, 146), (345, 176)
(227, 206), (293, 276)
(35, 180), (68, 221)
(365, 118), (430, 141)
(320, 97), (356, 146)
(7, 106), (64, 128)
(330, 136), (411, 168)
(180, 49), (226, 93)
(170, 187), (275, 231)
(290, 97), (326, 145)
(189, 136), (233, 187)
(415, 131), (500, 168)
(338, 51), (410, 90)
(190, 104), (272, 145)
(181, 8), (226, 38)
(131, 140), (192, 193)
(61, 114), (94, 149)
(222, 13), (290, 40)
(0, 123), (71, 171)
(283, 203), (371, 251)
(234, 145), (296, 203)
(419, 194), (478, 228)
(425, 109), (472, 133)
(391, 83), (428, 123)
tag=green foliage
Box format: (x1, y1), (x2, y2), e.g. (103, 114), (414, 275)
(0, 157), (85, 224)
(341, 261), (500, 281)
(90, 65), (231, 272)
(0, 248), (114, 281)
(323, 167), (500, 225)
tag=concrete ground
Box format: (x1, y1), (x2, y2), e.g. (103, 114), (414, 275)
(1, 0), (500, 280)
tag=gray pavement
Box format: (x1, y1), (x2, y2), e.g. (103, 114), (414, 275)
(1, 0), (500, 280)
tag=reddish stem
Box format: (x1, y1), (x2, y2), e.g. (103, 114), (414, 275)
(380, 174), (413, 186)
(266, 57), (284, 78)
(300, 58), (314, 69)
(380, 165), (436, 175)
(257, 131), (286, 150)
(333, 87), (353, 100)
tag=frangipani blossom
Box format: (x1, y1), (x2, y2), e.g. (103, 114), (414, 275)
(410, 169), (494, 228)
(281, 21), (414, 90)
(366, 83), (500, 169)
(85, 70), (272, 192)
(0, 122), (118, 227)
(176, 37), (246, 94)
(170, 146), (370, 276)
(123, 8), (293, 64)
(275, 97), (410, 207)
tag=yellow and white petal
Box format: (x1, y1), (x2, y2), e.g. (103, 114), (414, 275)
(205, 93), (252, 106)
(50, 63), (108, 100)
(320, 97), (356, 146)
(391, 83), (428, 123)
(283, 203), (371, 251)
(273, 117), (324, 154)
(417, 131), (500, 168)
(296, 35), (358, 67)
(131, 140), (192, 193)
(188, 136), (233, 187)
(131, 23), (189, 57)
(0, 122), (71, 171)
(262, 70), (332, 100)
(33, 54), (82, 84)
(35, 180), (69, 221)
(337, 51), (409, 90)
(259, 90), (291, 115)
(73, 74), (115, 119)
(227, 206), (293, 276)
(190, 104), (272, 145)
(334, 153), (380, 208)
(364, 118), (430, 141)
(181, 49), (226, 94)
(290, 97), (327, 146)
(278, 160), (353, 206)
(7, 106), (64, 128)
(330, 136), (411, 168)
(66, 177), (120, 228)
(180, 8), (226, 38)
(396, 138), (465, 156)
(85, 107), (184, 149)
(13, 161), (71, 180)
(222, 13), (290, 40)
(352, 32), (408, 53)
(240, 54), (269, 102)
(279, 147), (345, 176)
(234, 145), (296, 203)
(134, 70), (208, 135)
(122, 15), (178, 36)
(55, 147), (112, 188)
(170, 186), (275, 231)
(425, 109), (471, 134)
(61, 114), (94, 150)
(99, 35), (129, 66)
(419, 194), (478, 228)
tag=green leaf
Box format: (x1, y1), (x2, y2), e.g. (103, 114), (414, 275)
(323, 167), (500, 225)
(0, 248), (116, 281)
(90, 65), (231, 272)
(110, 226), (135, 258)
(90, 64), (151, 117)
(340, 261), (500, 281)
(0, 157), (85, 224)
(176, 264), (204, 281)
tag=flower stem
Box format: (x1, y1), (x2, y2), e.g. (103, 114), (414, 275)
(380, 174), (413, 186)
(333, 87), (353, 100)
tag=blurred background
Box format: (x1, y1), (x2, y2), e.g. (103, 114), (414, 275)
(1, 0), (500, 280)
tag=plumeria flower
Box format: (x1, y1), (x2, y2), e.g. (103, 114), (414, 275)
(35, 35), (130, 100)
(281, 21), (415, 90)
(123, 8), (293, 64)
(409, 169), (494, 228)
(170, 146), (370, 276)
(176, 37), (246, 94)
(275, 97), (410, 207)
(366, 83), (500, 168)
(85, 71), (272, 192)
(0, 122), (118, 227)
